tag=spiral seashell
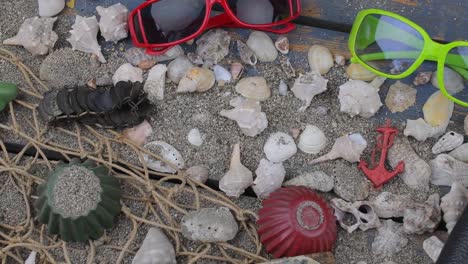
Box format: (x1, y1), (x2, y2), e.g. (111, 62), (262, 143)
(404, 118), (447, 142)
(219, 143), (253, 198)
(67, 15), (106, 63)
(440, 182), (468, 234)
(220, 97), (268, 137)
(236, 40), (257, 66)
(167, 57), (193, 84)
(310, 133), (367, 164)
(292, 72), (328, 112)
(432, 131), (464, 154)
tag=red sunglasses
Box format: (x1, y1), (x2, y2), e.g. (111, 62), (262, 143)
(129, 0), (301, 55)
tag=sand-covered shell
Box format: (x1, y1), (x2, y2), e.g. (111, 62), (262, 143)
(122, 120), (153, 147)
(264, 132), (297, 163)
(38, 0), (65, 17)
(67, 15), (106, 63)
(413, 71), (432, 86)
(230, 62), (244, 80)
(308, 45), (334, 75)
(143, 141), (185, 174)
(432, 67), (464, 95)
(132, 227), (176, 264)
(186, 166), (209, 183)
(423, 91), (454, 127)
(310, 133), (367, 164)
(219, 144), (253, 198)
(124, 47), (157, 70)
(167, 57), (193, 84)
(275, 36), (289, 55)
(388, 137), (431, 189)
(338, 80), (382, 118)
(403, 193), (441, 234)
(298, 125), (327, 154)
(96, 3), (129, 43)
(371, 220), (408, 258)
(346, 63), (377, 81)
(404, 118), (447, 142)
(235, 77), (271, 101)
(220, 97), (268, 137)
(187, 128), (203, 147)
(177, 67), (215, 93)
(3, 17), (58, 56)
(291, 72), (328, 112)
(213, 65), (232, 85)
(441, 182), (468, 234)
(112, 63), (144, 85)
(449, 144), (468, 162)
(236, 40), (257, 66)
(430, 154), (468, 187)
(283, 171), (334, 193)
(385, 81), (416, 113)
(246, 31), (278, 62)
(372, 192), (410, 218)
(196, 29), (231, 65)
(278, 80), (288, 96)
(423, 236), (444, 263)
(252, 159), (286, 199)
(432, 131), (464, 154)
(144, 64), (167, 102)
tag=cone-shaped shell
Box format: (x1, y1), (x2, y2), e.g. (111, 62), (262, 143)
(310, 133), (367, 164)
(219, 144), (253, 197)
(235, 77), (271, 101)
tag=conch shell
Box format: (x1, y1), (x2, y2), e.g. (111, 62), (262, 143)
(432, 131), (464, 154)
(404, 118), (447, 142)
(67, 15), (106, 63)
(96, 3), (129, 43)
(220, 97), (268, 137)
(310, 133), (367, 164)
(440, 182), (468, 234)
(291, 71), (328, 112)
(430, 154), (468, 187)
(176, 67), (215, 93)
(219, 144), (253, 198)
(252, 159), (286, 199)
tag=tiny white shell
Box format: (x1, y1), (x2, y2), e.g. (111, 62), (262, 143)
(187, 128), (203, 147)
(263, 132), (297, 163)
(297, 125), (327, 154)
(235, 77), (271, 101)
(252, 159), (286, 199)
(219, 143), (253, 198)
(432, 131), (464, 154)
(213, 65), (232, 85)
(143, 141), (185, 174)
(308, 45), (334, 75)
(38, 0), (65, 17)
(310, 133), (367, 164)
(112, 63), (144, 85)
(220, 97), (268, 137)
(275, 36), (289, 55)
(278, 80), (288, 96)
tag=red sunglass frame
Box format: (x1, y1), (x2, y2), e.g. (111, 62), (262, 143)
(129, 0), (301, 55)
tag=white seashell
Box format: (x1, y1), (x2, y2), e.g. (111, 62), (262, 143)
(25, 251), (37, 264)
(132, 227), (176, 264)
(423, 236), (444, 263)
(246, 31), (278, 62)
(449, 143), (468, 162)
(371, 220), (408, 258)
(230, 62), (244, 80)
(283, 171), (334, 192)
(186, 166), (209, 183)
(187, 128), (203, 147)
(176, 67), (215, 93)
(430, 154), (468, 187)
(279, 56), (296, 78)
(275, 36), (289, 54)
(346, 63), (377, 81)
(167, 57), (193, 84)
(432, 131), (464, 154)
(310, 133), (367, 164)
(413, 71), (432, 86)
(236, 40), (257, 66)
(112, 63), (144, 85)
(219, 144), (253, 197)
(263, 132), (297, 163)
(308, 45), (334, 75)
(143, 141), (185, 174)
(124, 47), (157, 70)
(403, 193), (441, 234)
(297, 125), (327, 154)
(122, 120), (153, 147)
(385, 81), (417, 113)
(440, 182), (468, 234)
(338, 80), (382, 118)
(331, 198), (362, 233)
(213, 65), (232, 85)
(291, 72), (328, 112)
(252, 159), (286, 199)
(334, 54), (346, 66)
(155, 45), (184, 62)
(38, 0), (64, 17)
(3, 17), (58, 56)
(235, 77), (271, 101)
(423, 91), (454, 127)
(220, 97), (268, 137)
(181, 207), (238, 242)
(353, 201), (382, 231)
(96, 3), (129, 43)
(465, 116), (468, 135)
(144, 64), (167, 102)
(372, 192), (410, 218)
(67, 16), (106, 63)
(196, 29), (231, 65)
(278, 80), (288, 96)
(431, 67), (464, 95)
(388, 137), (431, 189)
(404, 118), (447, 142)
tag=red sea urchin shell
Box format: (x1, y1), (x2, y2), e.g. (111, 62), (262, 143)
(257, 186), (337, 258)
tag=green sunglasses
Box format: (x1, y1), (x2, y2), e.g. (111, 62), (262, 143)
(349, 9), (468, 107)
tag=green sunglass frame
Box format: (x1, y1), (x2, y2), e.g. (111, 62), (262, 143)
(349, 8), (468, 107)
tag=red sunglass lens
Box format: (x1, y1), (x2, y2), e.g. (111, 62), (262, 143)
(134, 0), (206, 44)
(227, 0), (294, 25)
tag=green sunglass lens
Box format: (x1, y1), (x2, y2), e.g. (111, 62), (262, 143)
(355, 14), (424, 76)
(442, 46), (468, 103)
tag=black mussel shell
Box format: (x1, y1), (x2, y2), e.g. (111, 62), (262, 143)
(76, 87), (92, 112)
(68, 88), (84, 115)
(56, 89), (74, 116)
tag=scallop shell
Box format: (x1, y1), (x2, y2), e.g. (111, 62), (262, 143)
(246, 31), (278, 62)
(388, 137), (431, 189)
(423, 91), (454, 127)
(403, 193), (441, 234)
(449, 143), (468, 162)
(423, 236), (444, 263)
(372, 192), (410, 218)
(413, 71), (432, 86)
(187, 128), (203, 147)
(67, 15), (106, 63)
(338, 80), (382, 118)
(236, 40), (257, 66)
(195, 29), (231, 65)
(144, 64), (167, 102)
(291, 71), (328, 112)
(132, 227), (176, 264)
(167, 57), (193, 84)
(283, 171), (334, 193)
(176, 67), (215, 93)
(371, 220), (408, 258)
(219, 143), (253, 198)
(220, 97), (268, 137)
(143, 141), (185, 174)
(275, 36), (289, 55)
(298, 125), (327, 154)
(346, 63), (377, 81)
(96, 3), (129, 43)
(122, 120), (153, 147)
(440, 182), (468, 234)
(431, 67), (464, 95)
(430, 154), (468, 187)
(308, 45), (334, 75)
(213, 65), (232, 85)
(230, 62), (244, 80)
(3, 17), (58, 56)
(263, 132), (297, 163)
(279, 56), (296, 78)
(404, 118), (447, 142)
(432, 131), (464, 154)
(385, 81), (416, 113)
(252, 159), (286, 199)
(310, 133), (367, 164)
(124, 47), (157, 70)
(186, 166), (209, 183)
(112, 63), (143, 85)
(235, 77), (271, 101)
(38, 0), (65, 17)
(278, 80), (288, 96)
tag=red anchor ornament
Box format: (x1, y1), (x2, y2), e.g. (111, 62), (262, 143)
(358, 120), (405, 188)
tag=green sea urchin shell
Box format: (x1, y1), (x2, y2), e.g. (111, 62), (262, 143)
(35, 158), (122, 242)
